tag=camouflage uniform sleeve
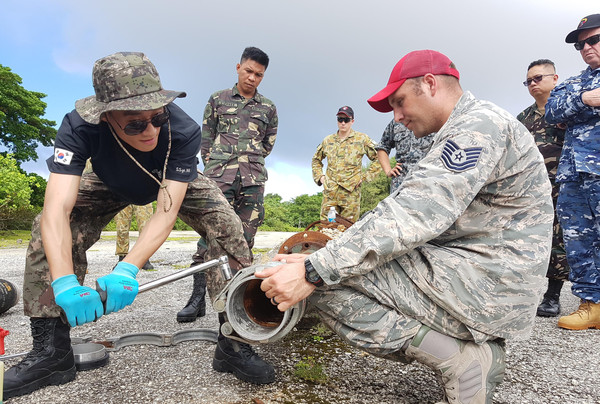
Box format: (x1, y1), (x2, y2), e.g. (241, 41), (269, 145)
(312, 141), (326, 185)
(363, 134), (382, 182)
(261, 106), (278, 158)
(546, 74), (596, 125)
(200, 96), (218, 165)
(374, 121), (395, 153)
(309, 128), (507, 285)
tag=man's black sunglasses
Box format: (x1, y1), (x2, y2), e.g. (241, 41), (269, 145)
(112, 110), (170, 135)
(574, 34), (600, 51)
(337, 116), (351, 123)
(522, 74), (554, 87)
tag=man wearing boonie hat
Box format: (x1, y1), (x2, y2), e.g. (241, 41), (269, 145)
(545, 14), (600, 331)
(256, 50), (553, 403)
(3, 52), (269, 399)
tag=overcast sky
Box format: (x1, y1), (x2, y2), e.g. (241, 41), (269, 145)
(2, 0), (598, 200)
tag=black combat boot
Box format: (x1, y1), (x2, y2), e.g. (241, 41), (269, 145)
(176, 272), (206, 322)
(212, 332), (275, 384)
(537, 278), (564, 317)
(3, 317), (76, 399)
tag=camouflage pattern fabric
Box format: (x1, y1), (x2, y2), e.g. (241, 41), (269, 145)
(200, 85), (277, 187)
(309, 259), (487, 361)
(308, 91), (553, 345)
(375, 121), (434, 193)
(22, 172), (251, 318)
(75, 52), (185, 125)
(517, 104), (568, 280)
(320, 183), (361, 221)
(557, 177), (600, 302)
(546, 67), (600, 303)
(312, 130), (381, 220)
(114, 203), (154, 256)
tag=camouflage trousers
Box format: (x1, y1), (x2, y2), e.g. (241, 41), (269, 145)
(194, 170), (265, 264)
(114, 203), (154, 256)
(22, 172), (251, 318)
(547, 178), (569, 280)
(320, 182), (361, 221)
(557, 175), (600, 302)
(308, 259), (492, 361)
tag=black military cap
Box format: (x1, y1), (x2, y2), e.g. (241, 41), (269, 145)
(566, 14), (600, 43)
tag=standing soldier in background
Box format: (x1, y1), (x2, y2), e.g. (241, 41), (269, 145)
(312, 106), (381, 221)
(376, 120), (434, 194)
(114, 203), (155, 270)
(176, 46), (278, 384)
(546, 14), (600, 330)
(517, 59), (568, 317)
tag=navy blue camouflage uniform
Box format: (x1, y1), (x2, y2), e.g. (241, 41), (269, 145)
(546, 66), (600, 303)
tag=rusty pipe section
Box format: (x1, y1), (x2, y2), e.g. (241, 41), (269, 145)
(214, 262), (306, 345)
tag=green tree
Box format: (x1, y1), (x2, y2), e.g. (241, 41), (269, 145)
(25, 172), (47, 208)
(288, 193), (322, 229)
(0, 64), (57, 164)
(260, 193), (296, 231)
(0, 154), (34, 229)
(360, 160), (391, 218)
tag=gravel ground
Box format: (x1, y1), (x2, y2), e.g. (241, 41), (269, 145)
(1, 231), (599, 404)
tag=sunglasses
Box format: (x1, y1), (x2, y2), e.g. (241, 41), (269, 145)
(337, 116), (351, 123)
(522, 74), (554, 87)
(111, 110), (170, 135)
(574, 34), (600, 51)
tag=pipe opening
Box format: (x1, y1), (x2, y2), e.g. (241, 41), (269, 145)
(243, 279), (284, 327)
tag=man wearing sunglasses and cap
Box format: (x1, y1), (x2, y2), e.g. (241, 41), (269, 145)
(311, 106), (381, 221)
(3, 52), (261, 399)
(545, 14), (600, 331)
(256, 50), (553, 403)
(517, 59), (569, 318)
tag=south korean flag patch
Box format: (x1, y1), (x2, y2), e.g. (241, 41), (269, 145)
(440, 139), (482, 172)
(54, 148), (74, 165)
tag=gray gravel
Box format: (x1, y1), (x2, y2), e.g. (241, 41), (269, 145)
(1, 231), (599, 404)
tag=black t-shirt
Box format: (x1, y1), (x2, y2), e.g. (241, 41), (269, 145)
(47, 103), (201, 205)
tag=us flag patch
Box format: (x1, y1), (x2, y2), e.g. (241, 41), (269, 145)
(440, 139), (482, 172)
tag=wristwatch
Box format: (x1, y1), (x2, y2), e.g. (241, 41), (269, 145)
(304, 258), (324, 287)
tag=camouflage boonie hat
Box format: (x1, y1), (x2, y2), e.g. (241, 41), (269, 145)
(75, 52), (186, 124)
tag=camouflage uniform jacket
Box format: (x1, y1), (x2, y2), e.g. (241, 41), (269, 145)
(200, 85), (278, 186)
(375, 120), (434, 190)
(517, 103), (565, 181)
(309, 91), (553, 340)
(545, 66), (600, 182)
(311, 130), (380, 192)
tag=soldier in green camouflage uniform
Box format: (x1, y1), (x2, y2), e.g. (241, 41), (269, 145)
(176, 47), (278, 384)
(114, 203), (154, 269)
(517, 59), (568, 318)
(257, 50), (553, 404)
(312, 106), (381, 221)
(3, 52), (269, 400)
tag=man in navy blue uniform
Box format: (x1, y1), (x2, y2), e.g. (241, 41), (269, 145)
(546, 14), (600, 330)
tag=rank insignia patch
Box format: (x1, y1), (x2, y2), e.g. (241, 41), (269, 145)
(440, 139), (482, 172)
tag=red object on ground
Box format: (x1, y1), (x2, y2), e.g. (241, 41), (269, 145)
(0, 326), (9, 354)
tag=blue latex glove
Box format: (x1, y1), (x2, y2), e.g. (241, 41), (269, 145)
(96, 261), (139, 315)
(52, 274), (104, 327)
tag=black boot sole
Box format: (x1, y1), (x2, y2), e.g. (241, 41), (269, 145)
(3, 365), (76, 400)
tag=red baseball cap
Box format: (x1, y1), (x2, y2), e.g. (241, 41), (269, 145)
(367, 50), (460, 113)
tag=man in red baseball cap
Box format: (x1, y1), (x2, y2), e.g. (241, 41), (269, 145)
(256, 49), (553, 403)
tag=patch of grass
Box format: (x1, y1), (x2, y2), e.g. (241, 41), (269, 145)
(311, 322), (333, 342)
(293, 356), (328, 384)
(0, 230), (32, 248)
